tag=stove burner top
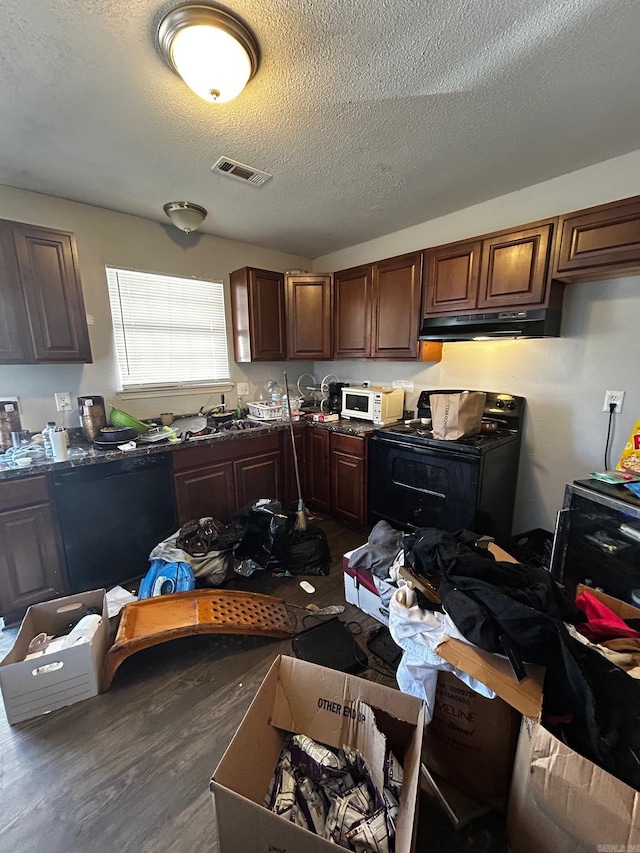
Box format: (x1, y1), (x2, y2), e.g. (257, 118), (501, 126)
(380, 422), (517, 451)
(375, 389), (525, 455)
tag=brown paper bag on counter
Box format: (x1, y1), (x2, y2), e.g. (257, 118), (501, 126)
(431, 391), (486, 440)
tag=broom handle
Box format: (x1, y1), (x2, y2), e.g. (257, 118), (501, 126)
(283, 372), (303, 504)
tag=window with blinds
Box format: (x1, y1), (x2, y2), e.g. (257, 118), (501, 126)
(106, 267), (230, 391)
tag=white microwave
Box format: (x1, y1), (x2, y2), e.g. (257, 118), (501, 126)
(341, 387), (404, 426)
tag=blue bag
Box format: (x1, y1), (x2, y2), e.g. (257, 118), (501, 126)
(138, 559), (195, 599)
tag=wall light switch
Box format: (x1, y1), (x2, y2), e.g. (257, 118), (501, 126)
(237, 382), (249, 397)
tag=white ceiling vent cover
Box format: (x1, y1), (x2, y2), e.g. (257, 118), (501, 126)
(211, 157), (272, 187)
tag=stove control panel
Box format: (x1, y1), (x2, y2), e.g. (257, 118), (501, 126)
(416, 390), (525, 425)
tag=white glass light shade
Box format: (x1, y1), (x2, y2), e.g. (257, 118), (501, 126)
(171, 24), (252, 103)
(163, 202), (208, 233)
(158, 5), (260, 105)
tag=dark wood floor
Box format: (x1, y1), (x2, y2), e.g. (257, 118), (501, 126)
(0, 517), (506, 853)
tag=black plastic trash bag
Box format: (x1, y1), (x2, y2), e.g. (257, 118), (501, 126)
(233, 499), (295, 575)
(273, 525), (331, 577)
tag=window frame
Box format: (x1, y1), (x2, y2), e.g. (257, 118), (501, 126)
(106, 265), (232, 397)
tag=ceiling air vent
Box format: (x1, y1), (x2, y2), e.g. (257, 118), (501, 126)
(211, 157), (272, 187)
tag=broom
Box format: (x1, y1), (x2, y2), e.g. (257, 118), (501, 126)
(283, 371), (309, 531)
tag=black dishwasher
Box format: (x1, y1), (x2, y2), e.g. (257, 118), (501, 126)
(52, 454), (176, 593)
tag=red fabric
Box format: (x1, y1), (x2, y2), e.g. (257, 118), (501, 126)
(575, 589), (640, 643)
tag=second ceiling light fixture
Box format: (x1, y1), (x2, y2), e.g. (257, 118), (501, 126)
(157, 3), (260, 103)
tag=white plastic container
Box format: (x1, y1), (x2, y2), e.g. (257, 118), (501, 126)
(51, 427), (68, 461)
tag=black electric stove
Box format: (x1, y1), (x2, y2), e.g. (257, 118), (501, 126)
(368, 390), (525, 545)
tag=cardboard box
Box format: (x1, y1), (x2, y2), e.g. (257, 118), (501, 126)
(430, 583), (640, 853)
(505, 585), (640, 853)
(210, 655), (425, 853)
(422, 670), (521, 811)
(343, 551), (390, 626)
(507, 717), (640, 853)
(0, 589), (109, 724)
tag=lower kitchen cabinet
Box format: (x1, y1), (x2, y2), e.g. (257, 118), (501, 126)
(306, 428), (331, 512)
(306, 428), (368, 527)
(173, 433), (282, 525)
(173, 462), (235, 525)
(330, 433), (368, 527)
(281, 424), (307, 510)
(234, 451), (281, 510)
(0, 476), (67, 624)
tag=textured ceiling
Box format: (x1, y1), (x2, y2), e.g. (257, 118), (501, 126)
(0, 0), (639, 258)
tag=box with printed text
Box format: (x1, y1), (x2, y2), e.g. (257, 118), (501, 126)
(210, 654), (425, 853)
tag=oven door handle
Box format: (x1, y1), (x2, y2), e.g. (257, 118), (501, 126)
(393, 480), (446, 499)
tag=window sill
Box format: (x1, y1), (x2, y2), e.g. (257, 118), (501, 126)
(118, 383), (234, 401)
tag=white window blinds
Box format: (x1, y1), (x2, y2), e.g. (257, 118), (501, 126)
(106, 267), (230, 391)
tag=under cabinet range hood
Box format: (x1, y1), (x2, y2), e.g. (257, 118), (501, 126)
(418, 306), (562, 342)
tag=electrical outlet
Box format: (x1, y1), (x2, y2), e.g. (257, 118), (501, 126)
(237, 382), (249, 397)
(55, 392), (72, 412)
(603, 390), (625, 413)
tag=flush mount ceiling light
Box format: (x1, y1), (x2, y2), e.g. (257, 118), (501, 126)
(163, 201), (208, 232)
(157, 3), (259, 103)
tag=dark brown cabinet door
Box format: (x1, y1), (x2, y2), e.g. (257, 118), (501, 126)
(285, 273), (332, 359)
(234, 451), (281, 511)
(230, 267), (286, 361)
(0, 223), (31, 362)
(306, 428), (331, 511)
(0, 502), (66, 622)
(478, 222), (553, 308)
(0, 221), (91, 364)
(330, 432), (367, 527)
(423, 240), (482, 314)
(333, 265), (372, 358)
(174, 462), (235, 525)
(554, 197), (640, 281)
(281, 426), (307, 510)
(372, 252), (422, 359)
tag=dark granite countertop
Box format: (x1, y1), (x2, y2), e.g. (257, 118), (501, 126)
(0, 417), (377, 482)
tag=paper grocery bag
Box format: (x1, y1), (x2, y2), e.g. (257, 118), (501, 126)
(431, 391), (487, 440)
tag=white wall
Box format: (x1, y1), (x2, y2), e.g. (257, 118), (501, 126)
(0, 186), (312, 430)
(313, 150), (640, 535)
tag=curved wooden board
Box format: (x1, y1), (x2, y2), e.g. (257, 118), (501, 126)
(102, 590), (294, 691)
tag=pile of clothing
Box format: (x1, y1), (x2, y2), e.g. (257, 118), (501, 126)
(396, 527), (640, 791)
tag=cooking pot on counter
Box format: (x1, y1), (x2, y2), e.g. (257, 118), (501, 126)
(97, 426), (137, 443)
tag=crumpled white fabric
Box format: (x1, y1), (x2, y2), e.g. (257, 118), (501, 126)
(389, 586), (495, 723)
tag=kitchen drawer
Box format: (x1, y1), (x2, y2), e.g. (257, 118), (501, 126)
(0, 475), (49, 511)
(172, 432), (281, 471)
(331, 432), (366, 458)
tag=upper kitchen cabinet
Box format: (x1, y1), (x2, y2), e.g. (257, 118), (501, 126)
(230, 267), (286, 362)
(478, 221), (554, 308)
(553, 196), (640, 282)
(333, 264), (372, 358)
(285, 272), (332, 360)
(0, 220), (92, 364)
(334, 252), (424, 360)
(424, 220), (556, 315)
(423, 240), (482, 315)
